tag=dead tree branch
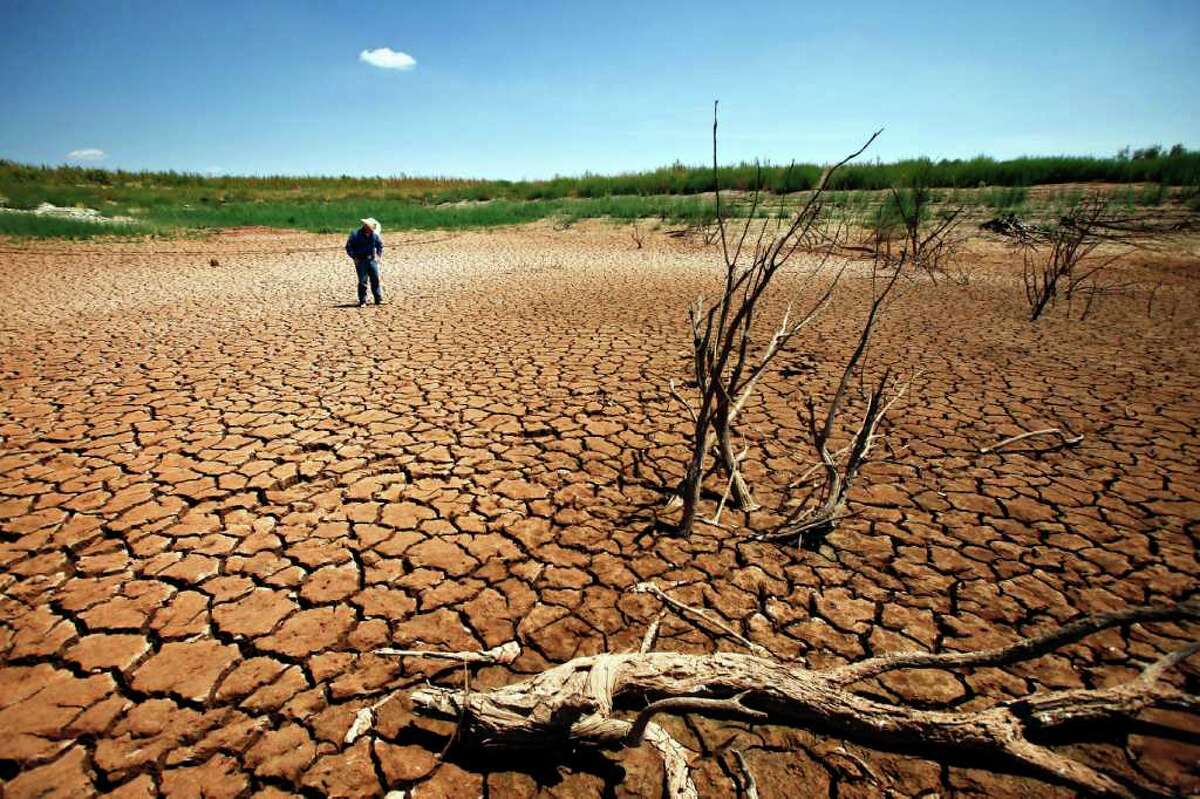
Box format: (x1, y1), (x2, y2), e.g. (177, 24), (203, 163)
(374, 641), (521, 665)
(670, 102), (881, 535)
(640, 610), (667, 654)
(762, 263), (910, 547)
(873, 184), (968, 284)
(632, 219), (646, 249)
(979, 427), (1084, 454)
(342, 642), (522, 745)
(632, 581), (771, 657)
(403, 589), (1199, 799)
(987, 196), (1153, 322)
(731, 749), (761, 799)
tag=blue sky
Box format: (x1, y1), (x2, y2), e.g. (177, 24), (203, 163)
(1, 0), (1197, 179)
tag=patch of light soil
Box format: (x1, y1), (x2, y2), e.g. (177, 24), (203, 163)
(0, 201), (136, 224)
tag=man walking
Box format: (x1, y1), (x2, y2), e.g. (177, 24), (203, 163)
(345, 217), (384, 306)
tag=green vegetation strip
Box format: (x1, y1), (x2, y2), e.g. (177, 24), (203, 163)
(2, 148), (1197, 239)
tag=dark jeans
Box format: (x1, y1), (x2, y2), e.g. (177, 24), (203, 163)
(354, 258), (382, 304)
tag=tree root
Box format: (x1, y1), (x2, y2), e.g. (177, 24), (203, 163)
(396, 588), (1198, 799)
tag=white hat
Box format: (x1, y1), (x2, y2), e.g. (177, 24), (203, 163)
(361, 217), (381, 233)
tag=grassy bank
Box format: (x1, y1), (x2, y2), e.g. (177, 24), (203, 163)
(4, 146), (1199, 207)
(0, 196), (728, 239)
(430, 150), (1200, 200)
(140, 195), (726, 233)
(2, 153), (1196, 239)
(3, 186), (1194, 240)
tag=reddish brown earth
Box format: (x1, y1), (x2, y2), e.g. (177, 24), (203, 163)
(1, 222), (1198, 798)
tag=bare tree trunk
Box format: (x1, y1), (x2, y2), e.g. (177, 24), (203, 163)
(714, 395), (758, 511)
(676, 474), (702, 534)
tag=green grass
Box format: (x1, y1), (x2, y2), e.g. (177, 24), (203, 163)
(129, 195), (727, 234)
(2, 148), (1194, 239)
(1137, 183), (1169, 206)
(3, 145), (1198, 208)
(0, 182), (1184, 239)
(983, 186), (1028, 212)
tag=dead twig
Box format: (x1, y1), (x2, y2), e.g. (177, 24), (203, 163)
(979, 427), (1084, 454)
(731, 749), (761, 799)
(632, 581), (770, 657)
(1000, 196), (1151, 322)
(640, 610), (667, 654)
(770, 265), (914, 547)
(631, 219), (646, 249)
(374, 641), (521, 665)
(438, 661), (471, 760)
(627, 691), (768, 745)
(344, 692), (397, 745)
(342, 641), (520, 746)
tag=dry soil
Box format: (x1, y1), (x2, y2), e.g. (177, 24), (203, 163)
(1, 222), (1198, 798)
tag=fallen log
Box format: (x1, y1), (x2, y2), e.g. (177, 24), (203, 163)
(394, 588), (1198, 799)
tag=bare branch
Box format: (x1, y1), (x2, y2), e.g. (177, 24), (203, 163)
(672, 112), (879, 535)
(998, 195), (1145, 321)
(438, 661), (471, 760)
(771, 266), (911, 546)
(668, 379), (700, 424)
(627, 691), (767, 745)
(732, 749), (761, 799)
(641, 610), (667, 654)
(645, 722), (701, 799)
(374, 641), (521, 665)
(979, 427), (1084, 454)
(828, 600), (1200, 687)
(632, 582), (771, 657)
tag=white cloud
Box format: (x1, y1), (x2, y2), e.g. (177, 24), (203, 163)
(67, 148), (106, 161)
(359, 47), (416, 70)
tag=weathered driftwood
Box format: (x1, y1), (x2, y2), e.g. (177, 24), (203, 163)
(398, 586), (1198, 799)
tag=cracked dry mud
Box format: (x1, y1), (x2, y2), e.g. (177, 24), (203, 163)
(1, 222), (1198, 798)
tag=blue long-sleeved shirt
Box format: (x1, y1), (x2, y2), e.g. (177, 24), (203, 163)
(345, 228), (384, 260)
